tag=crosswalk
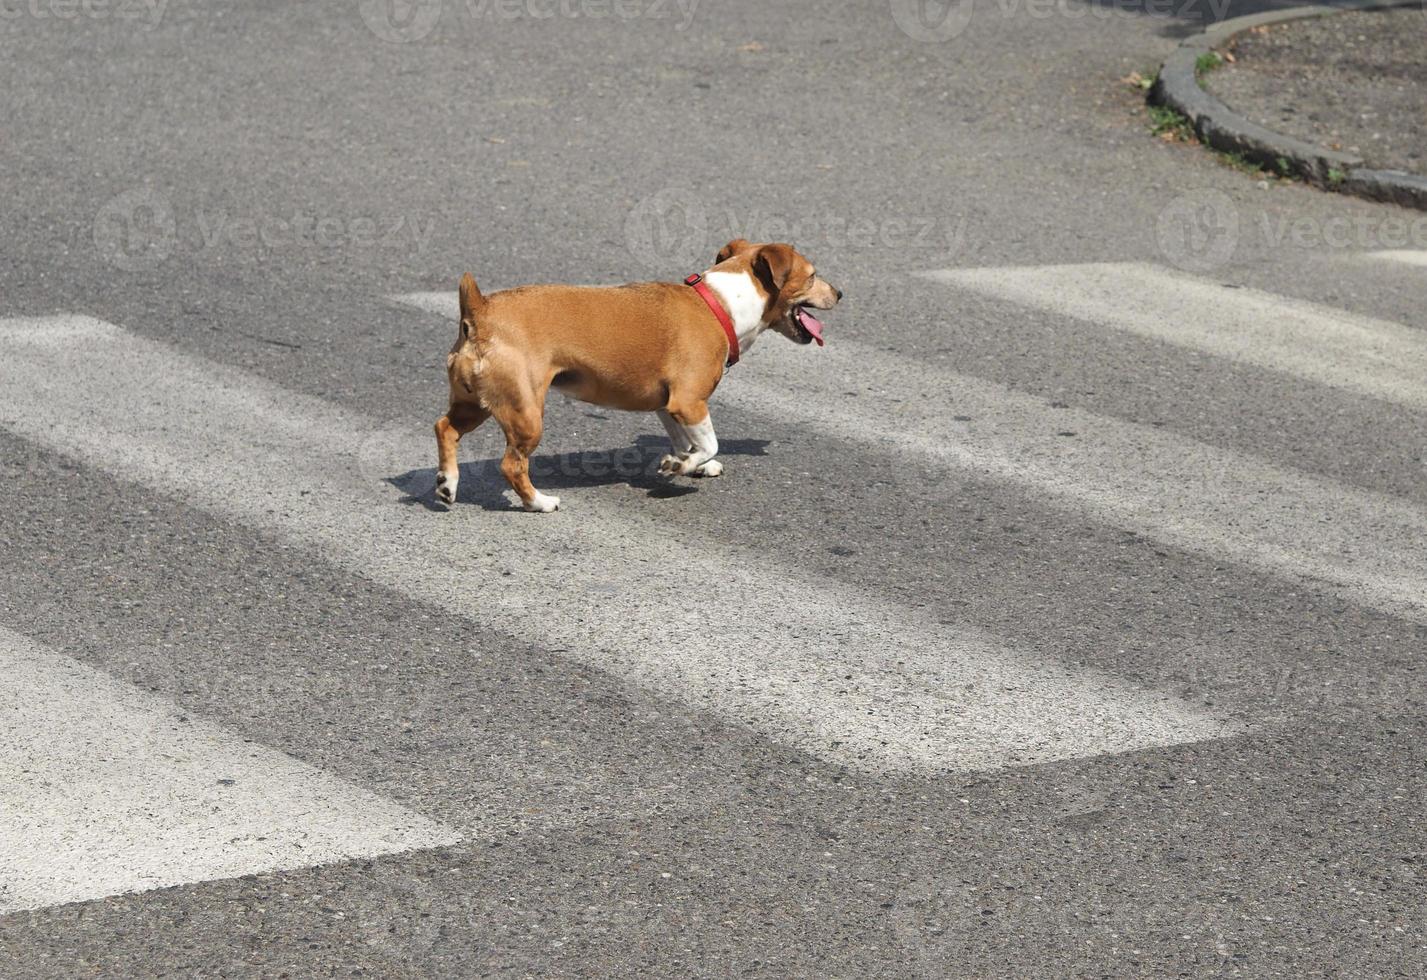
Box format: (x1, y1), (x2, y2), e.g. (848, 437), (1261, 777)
(0, 316), (1229, 779)
(396, 274), (1427, 624)
(926, 263), (1427, 413)
(1370, 250), (1427, 268)
(1, 258), (1423, 913)
(0, 627), (456, 914)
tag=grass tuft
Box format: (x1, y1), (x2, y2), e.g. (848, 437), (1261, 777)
(1218, 150), (1260, 175)
(1148, 104), (1194, 142)
(1195, 51), (1224, 79)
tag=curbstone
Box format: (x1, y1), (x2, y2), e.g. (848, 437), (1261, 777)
(1345, 168), (1427, 211)
(1149, 0), (1427, 210)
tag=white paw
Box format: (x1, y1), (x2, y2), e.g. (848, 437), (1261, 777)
(435, 471), (458, 505)
(658, 453), (689, 477)
(692, 459), (723, 478)
(524, 492), (561, 513)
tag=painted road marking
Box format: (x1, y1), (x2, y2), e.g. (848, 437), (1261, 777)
(1367, 250), (1427, 268)
(394, 289), (1427, 624)
(0, 316), (1231, 776)
(926, 262), (1427, 412)
(0, 626), (457, 915)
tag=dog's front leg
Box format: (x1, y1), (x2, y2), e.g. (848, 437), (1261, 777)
(657, 409), (693, 453)
(434, 403), (489, 505)
(657, 403), (722, 478)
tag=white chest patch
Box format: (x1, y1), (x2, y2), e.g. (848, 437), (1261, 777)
(702, 270), (768, 355)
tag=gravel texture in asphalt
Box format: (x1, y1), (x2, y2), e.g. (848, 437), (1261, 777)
(5, 1), (1427, 975)
(1207, 8), (1427, 174)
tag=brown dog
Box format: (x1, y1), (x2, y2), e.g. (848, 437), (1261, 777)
(434, 239), (842, 511)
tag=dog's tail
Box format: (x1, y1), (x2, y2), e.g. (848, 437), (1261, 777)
(458, 272), (486, 338)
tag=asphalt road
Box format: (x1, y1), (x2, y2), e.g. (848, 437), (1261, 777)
(2, 0), (1426, 976)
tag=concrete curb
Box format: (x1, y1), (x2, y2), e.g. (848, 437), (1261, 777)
(1150, 0), (1427, 210)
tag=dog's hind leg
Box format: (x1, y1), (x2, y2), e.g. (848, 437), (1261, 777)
(434, 402), (489, 505)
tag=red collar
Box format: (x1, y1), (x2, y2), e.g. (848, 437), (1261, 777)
(684, 273), (740, 367)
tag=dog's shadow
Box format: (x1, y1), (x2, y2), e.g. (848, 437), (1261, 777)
(388, 435), (771, 512)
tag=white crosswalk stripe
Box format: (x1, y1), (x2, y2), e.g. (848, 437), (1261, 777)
(0, 315), (1231, 780)
(394, 289), (1427, 624)
(7, 260), (1422, 912)
(925, 262), (1427, 412)
(1368, 250), (1427, 268)
(0, 626), (457, 914)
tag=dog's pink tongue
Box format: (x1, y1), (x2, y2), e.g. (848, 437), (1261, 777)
(797, 308), (826, 346)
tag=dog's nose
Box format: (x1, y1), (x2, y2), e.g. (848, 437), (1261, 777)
(834, 286), (843, 301)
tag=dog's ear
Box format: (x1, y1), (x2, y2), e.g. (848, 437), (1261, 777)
(716, 238), (754, 264)
(752, 243), (796, 293)
(458, 272), (485, 338)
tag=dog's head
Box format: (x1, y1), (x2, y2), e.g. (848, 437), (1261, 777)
(713, 239), (842, 346)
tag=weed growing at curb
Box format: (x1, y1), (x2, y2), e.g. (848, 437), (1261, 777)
(1219, 150), (1259, 175)
(1148, 104), (1194, 142)
(1194, 51), (1224, 79)
(1130, 59), (1295, 183)
(1214, 149), (1303, 183)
